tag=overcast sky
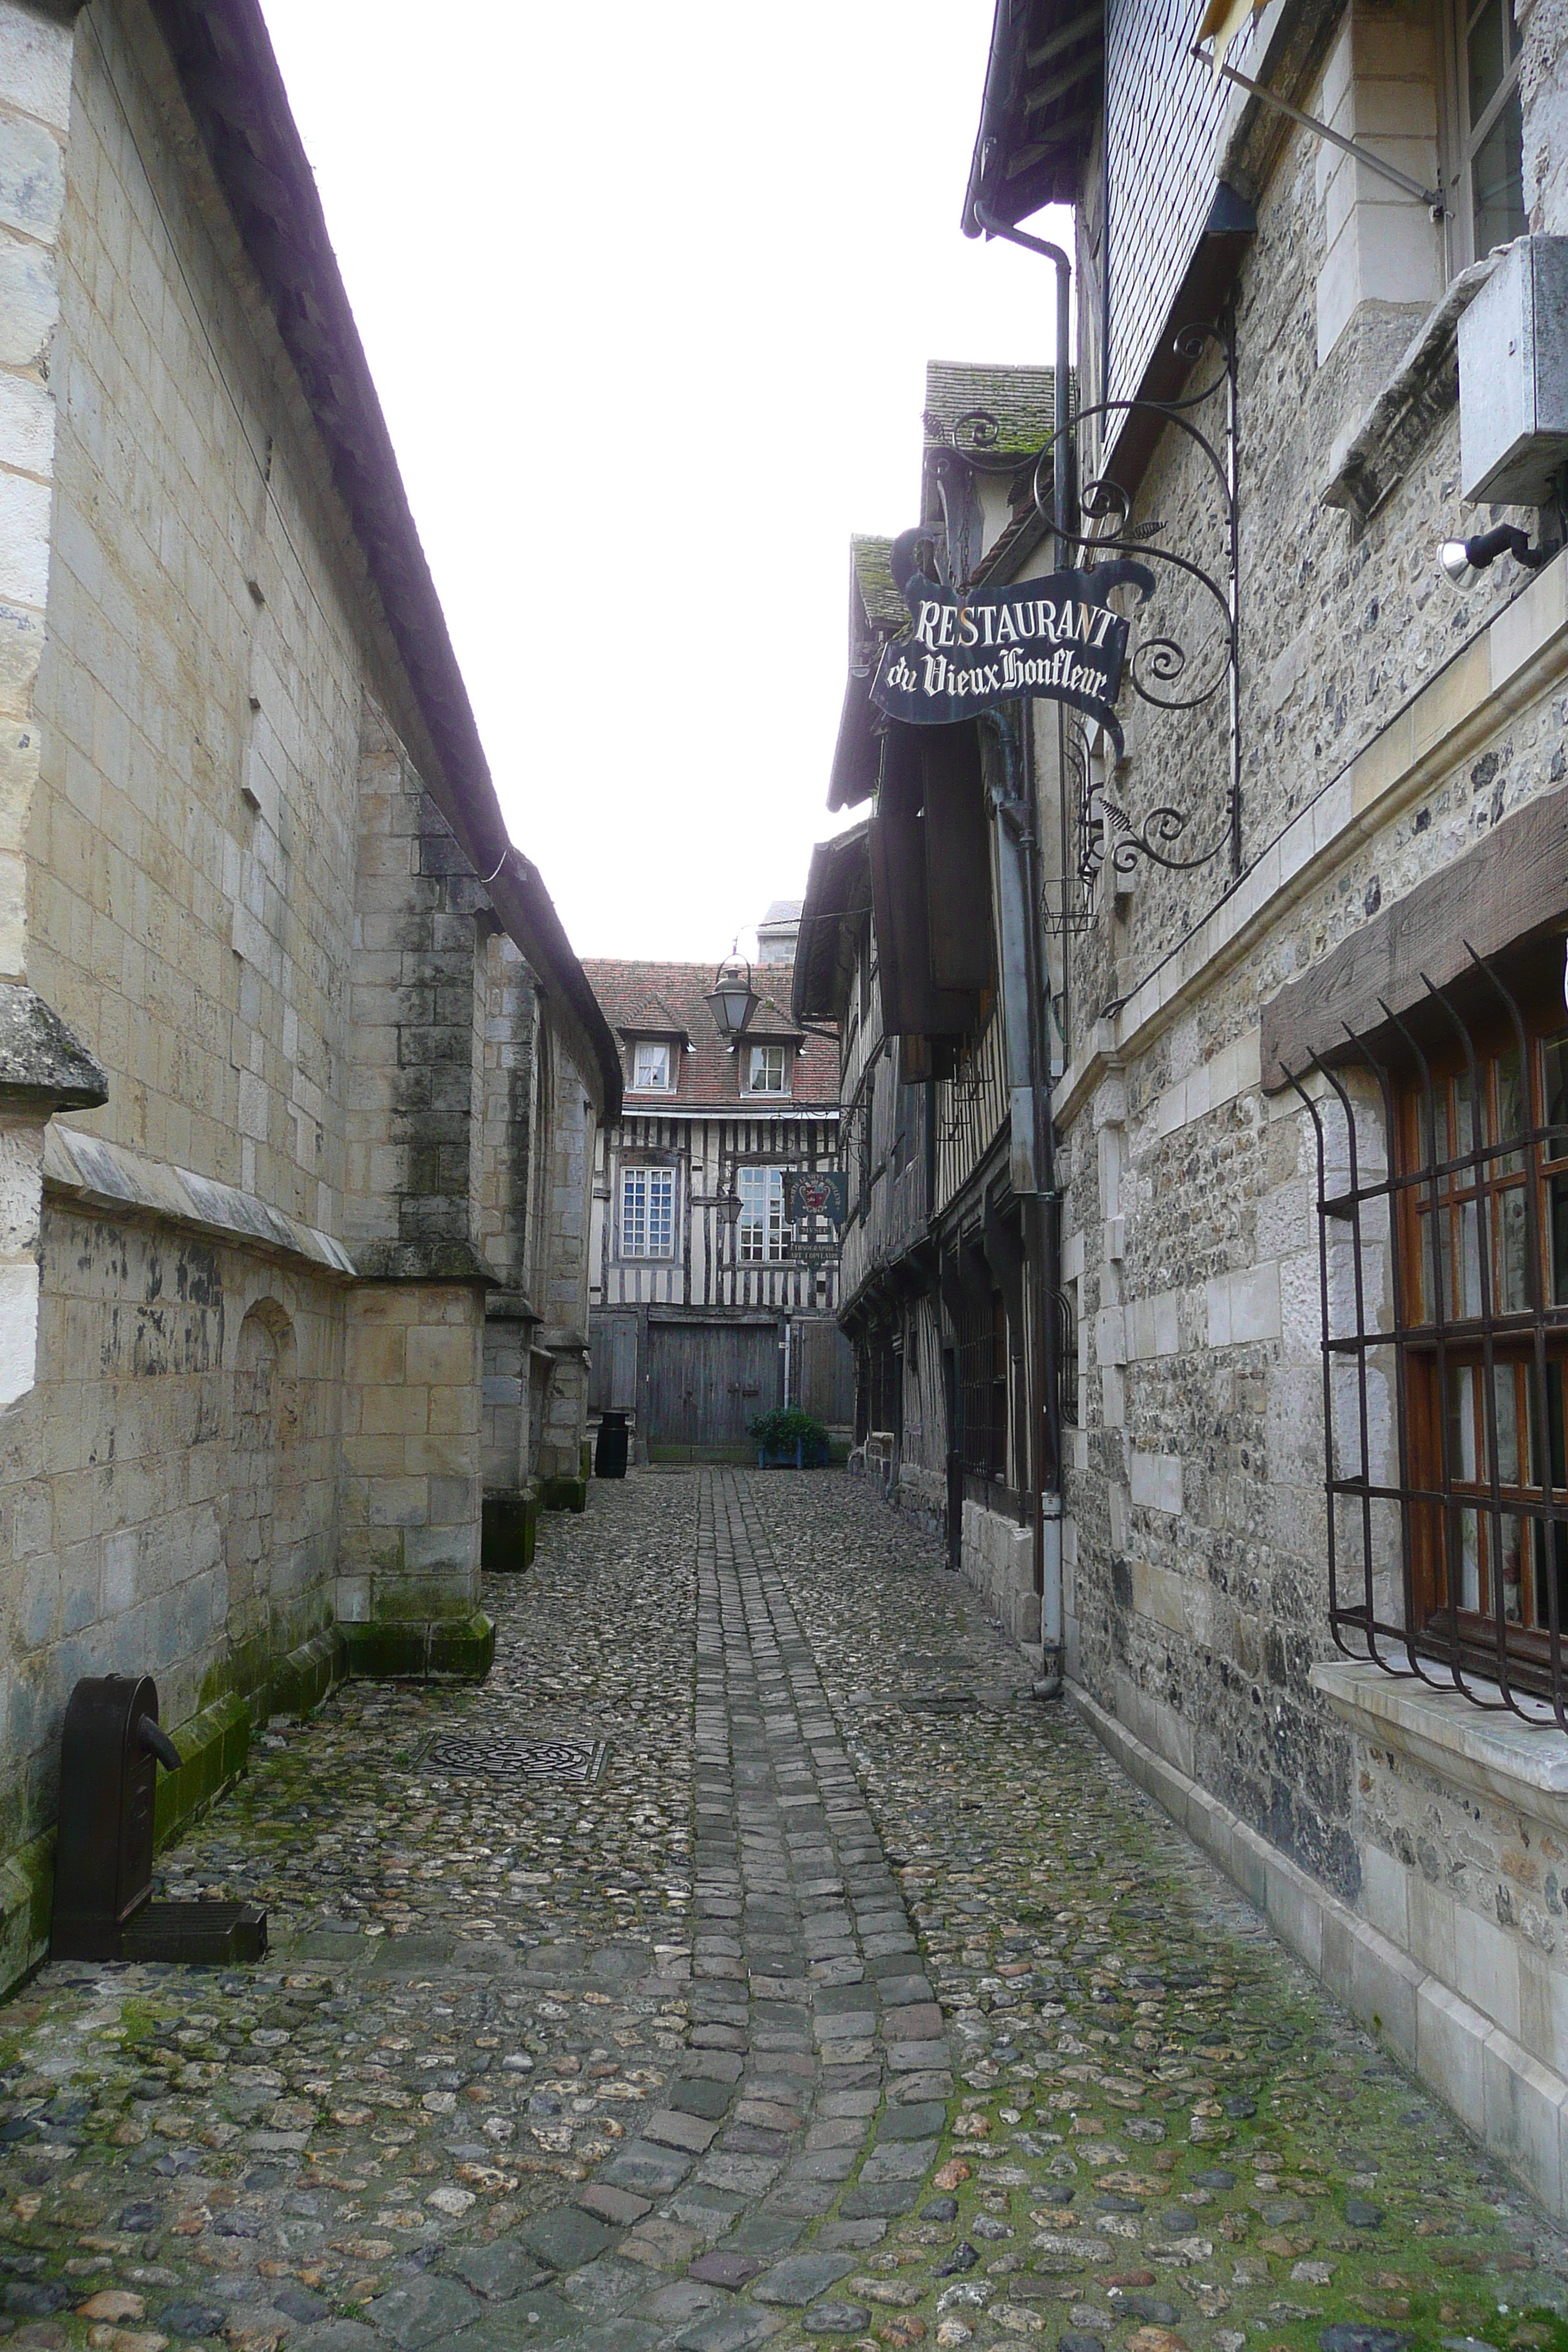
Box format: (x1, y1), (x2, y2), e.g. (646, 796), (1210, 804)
(256, 1), (1070, 965)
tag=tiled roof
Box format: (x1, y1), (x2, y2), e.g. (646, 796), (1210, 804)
(615, 991), (690, 1039)
(923, 361), (1059, 457)
(851, 535), (907, 639)
(583, 960), (839, 1114)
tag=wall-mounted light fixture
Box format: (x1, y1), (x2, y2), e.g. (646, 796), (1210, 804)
(1439, 523), (1558, 587)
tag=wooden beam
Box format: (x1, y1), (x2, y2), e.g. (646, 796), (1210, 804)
(1260, 780), (1568, 1090)
(1025, 5), (1103, 70)
(1023, 50), (1102, 116)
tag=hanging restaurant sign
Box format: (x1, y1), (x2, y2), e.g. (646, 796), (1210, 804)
(784, 1169), (848, 1229)
(870, 550), (1153, 753)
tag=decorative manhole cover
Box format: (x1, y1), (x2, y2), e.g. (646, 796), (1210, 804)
(418, 1733), (607, 1784)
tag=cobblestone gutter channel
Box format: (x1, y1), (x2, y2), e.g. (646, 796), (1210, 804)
(0, 1471), (1567, 2352)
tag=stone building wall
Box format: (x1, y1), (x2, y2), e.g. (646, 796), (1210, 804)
(1054, 0), (1568, 2213)
(0, 0), (607, 1988)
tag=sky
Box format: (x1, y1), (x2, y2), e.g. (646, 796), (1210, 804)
(255, 1), (1070, 965)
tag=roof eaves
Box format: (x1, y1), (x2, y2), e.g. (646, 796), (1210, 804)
(963, 0), (1104, 236)
(144, 0), (622, 1120)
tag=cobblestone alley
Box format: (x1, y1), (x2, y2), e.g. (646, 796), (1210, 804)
(2, 1472), (1567, 2352)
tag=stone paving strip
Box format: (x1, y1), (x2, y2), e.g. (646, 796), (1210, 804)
(4, 1469), (1568, 2352)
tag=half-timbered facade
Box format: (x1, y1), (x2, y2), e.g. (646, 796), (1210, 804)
(798, 371), (1068, 1649)
(584, 941), (852, 1459)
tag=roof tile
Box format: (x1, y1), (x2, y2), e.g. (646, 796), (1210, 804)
(583, 960), (838, 1112)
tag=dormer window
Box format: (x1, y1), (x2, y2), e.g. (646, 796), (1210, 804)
(747, 1043), (789, 1095)
(632, 1041), (674, 1093)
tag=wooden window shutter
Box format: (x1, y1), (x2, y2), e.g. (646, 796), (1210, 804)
(868, 721), (990, 1042)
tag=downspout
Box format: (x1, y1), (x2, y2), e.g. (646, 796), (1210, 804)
(992, 742), (1064, 1699)
(973, 203), (1072, 549)
(974, 197), (1071, 1700)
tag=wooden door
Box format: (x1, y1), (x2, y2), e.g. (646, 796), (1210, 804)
(798, 1317), (856, 1430)
(646, 1321), (780, 1457)
(589, 1312), (638, 1411)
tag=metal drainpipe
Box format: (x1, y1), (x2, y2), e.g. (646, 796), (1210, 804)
(975, 196), (1070, 1700)
(973, 202), (1072, 551)
(995, 752), (1064, 1702)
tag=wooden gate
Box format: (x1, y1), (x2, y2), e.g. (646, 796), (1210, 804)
(645, 1319), (780, 1459)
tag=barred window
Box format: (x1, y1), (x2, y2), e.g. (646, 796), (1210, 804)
(738, 1165), (787, 1262)
(1296, 944), (1568, 1716)
(620, 1165), (675, 1258)
(958, 1287), (1009, 1483)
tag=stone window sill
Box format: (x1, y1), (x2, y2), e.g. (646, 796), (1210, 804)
(1311, 1655), (1568, 1831)
(1319, 255), (1499, 527)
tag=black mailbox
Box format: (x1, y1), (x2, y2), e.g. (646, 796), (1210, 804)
(50, 1675), (266, 1966)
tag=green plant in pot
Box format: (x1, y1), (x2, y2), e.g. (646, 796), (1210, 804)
(748, 1407), (829, 1468)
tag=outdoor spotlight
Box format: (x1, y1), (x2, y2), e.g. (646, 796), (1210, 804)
(1440, 523), (1554, 587)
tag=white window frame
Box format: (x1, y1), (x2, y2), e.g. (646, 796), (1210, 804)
(619, 1164), (675, 1258)
(747, 1041), (790, 1096)
(630, 1040), (674, 1093)
(1444, 0), (1527, 271)
(737, 1164), (788, 1263)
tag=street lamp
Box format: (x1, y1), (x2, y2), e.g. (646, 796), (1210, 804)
(706, 954), (758, 1043)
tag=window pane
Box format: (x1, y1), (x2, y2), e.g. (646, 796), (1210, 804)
(1462, 1198), (1484, 1316)
(1499, 1184), (1529, 1313)
(1534, 1514), (1568, 1635)
(1545, 1032), (1568, 1150)
(1458, 1507), (1482, 1611)
(1496, 1510), (1527, 1623)
(1496, 1047), (1525, 1174)
(621, 1172), (645, 1255)
(1454, 1068), (1476, 1162)
(1468, 0), (1507, 126)
(1552, 1173), (1568, 1306)
(1495, 1362), (1520, 1488)
(1447, 1362), (1480, 1480)
(1473, 84), (1526, 255)
(651, 1170), (674, 1256)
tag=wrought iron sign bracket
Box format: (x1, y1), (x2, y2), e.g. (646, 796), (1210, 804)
(1036, 314), (1243, 895)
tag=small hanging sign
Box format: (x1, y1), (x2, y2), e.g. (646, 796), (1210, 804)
(870, 555), (1152, 753)
(784, 1169), (848, 1229)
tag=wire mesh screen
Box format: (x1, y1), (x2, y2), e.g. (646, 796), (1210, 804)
(1284, 943), (1568, 1724)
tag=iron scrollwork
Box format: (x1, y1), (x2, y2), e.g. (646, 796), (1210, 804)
(1037, 317), (1241, 890)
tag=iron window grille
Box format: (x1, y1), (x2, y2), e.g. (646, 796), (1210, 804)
(957, 1286), (1010, 1485)
(1286, 942), (1568, 1722)
(620, 1165), (676, 1259)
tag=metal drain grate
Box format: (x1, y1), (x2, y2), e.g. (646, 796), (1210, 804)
(418, 1733), (608, 1784)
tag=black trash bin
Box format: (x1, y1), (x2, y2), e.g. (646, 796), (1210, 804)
(595, 1410), (629, 1479)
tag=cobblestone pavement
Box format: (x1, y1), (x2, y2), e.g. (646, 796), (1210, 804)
(1, 1471), (1568, 2352)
